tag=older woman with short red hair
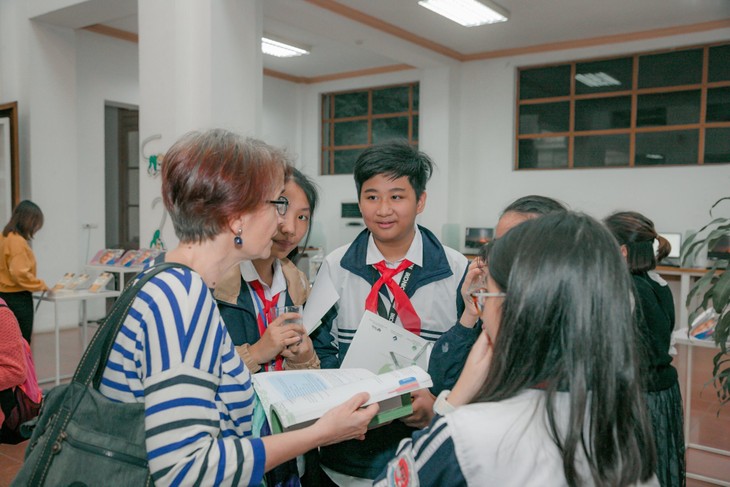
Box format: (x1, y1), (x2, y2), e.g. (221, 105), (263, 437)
(99, 129), (378, 486)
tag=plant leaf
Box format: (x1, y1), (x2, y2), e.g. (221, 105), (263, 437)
(711, 270), (730, 314)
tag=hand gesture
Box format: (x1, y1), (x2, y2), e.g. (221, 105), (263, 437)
(281, 333), (315, 364)
(249, 312), (306, 365)
(314, 392), (380, 446)
(399, 388), (435, 429)
(447, 329), (494, 407)
(460, 258), (487, 327)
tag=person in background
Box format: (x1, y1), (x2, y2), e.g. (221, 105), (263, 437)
(0, 297), (27, 434)
(99, 129), (378, 486)
(311, 140), (468, 485)
(214, 166), (321, 486)
(429, 195), (567, 395)
(376, 212), (658, 486)
(0, 200), (48, 343)
(605, 211), (685, 487)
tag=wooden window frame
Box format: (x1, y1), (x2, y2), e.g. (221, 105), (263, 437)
(515, 41), (730, 170)
(321, 82), (419, 175)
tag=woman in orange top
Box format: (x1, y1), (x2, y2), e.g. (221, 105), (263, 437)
(0, 201), (48, 343)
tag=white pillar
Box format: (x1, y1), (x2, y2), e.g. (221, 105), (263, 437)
(138, 0), (263, 249)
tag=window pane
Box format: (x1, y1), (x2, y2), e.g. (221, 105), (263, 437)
(322, 123), (330, 147)
(635, 130), (698, 165)
(519, 102), (569, 134)
(412, 84), (419, 111)
(709, 44), (730, 82)
(334, 92), (368, 118)
(636, 90), (701, 127)
(575, 96), (631, 131)
(705, 128), (730, 164)
(372, 86), (410, 114)
(322, 151), (330, 174)
(519, 65), (571, 100)
(575, 58), (633, 95)
(127, 168), (139, 203)
(638, 49), (702, 88)
(334, 120), (368, 146)
(372, 117), (408, 144)
(333, 149), (363, 174)
(707, 87), (730, 123)
(518, 137), (568, 169)
(322, 95), (331, 119)
(413, 115), (419, 142)
(574, 135), (630, 167)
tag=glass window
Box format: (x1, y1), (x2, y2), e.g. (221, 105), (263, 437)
(574, 135), (630, 167)
(323, 83), (419, 175)
(334, 92), (368, 118)
(707, 87), (730, 123)
(575, 58), (633, 95)
(333, 149), (363, 174)
(635, 130), (698, 165)
(372, 117), (408, 144)
(705, 128), (730, 164)
(709, 44), (730, 83)
(575, 96), (631, 131)
(638, 49), (703, 88)
(518, 102), (569, 134)
(636, 90), (701, 127)
(373, 86), (410, 114)
(519, 65), (571, 100)
(518, 137), (568, 169)
(334, 120), (368, 146)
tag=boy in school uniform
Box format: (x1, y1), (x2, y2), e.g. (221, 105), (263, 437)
(311, 140), (468, 485)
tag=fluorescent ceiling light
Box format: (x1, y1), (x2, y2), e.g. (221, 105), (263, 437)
(418, 0), (509, 27)
(575, 72), (621, 88)
(261, 36), (310, 58)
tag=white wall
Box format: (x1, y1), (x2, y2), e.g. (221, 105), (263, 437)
(262, 77), (302, 158)
(284, 28), (730, 256)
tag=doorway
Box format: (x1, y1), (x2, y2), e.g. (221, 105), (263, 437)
(104, 104), (139, 249)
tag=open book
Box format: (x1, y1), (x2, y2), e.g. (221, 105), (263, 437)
(252, 365), (432, 434)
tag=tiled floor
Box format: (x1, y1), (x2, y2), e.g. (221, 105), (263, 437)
(1, 327), (729, 486)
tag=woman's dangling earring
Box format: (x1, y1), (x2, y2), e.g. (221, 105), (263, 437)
(234, 228), (243, 247)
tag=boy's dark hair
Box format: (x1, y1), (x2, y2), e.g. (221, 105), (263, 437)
(3, 200), (44, 240)
(501, 195), (567, 217)
(353, 140), (434, 200)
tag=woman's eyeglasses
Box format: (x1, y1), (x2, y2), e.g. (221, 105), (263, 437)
(268, 196), (289, 216)
(470, 291), (506, 313)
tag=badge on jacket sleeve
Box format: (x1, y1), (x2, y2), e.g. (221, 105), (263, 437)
(386, 452), (419, 487)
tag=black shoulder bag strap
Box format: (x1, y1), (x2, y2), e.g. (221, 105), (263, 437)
(28, 262), (190, 486)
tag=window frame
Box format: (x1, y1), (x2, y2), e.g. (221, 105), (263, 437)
(514, 41), (730, 170)
(321, 82), (419, 175)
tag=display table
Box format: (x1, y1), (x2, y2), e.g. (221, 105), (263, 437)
(85, 263), (145, 291)
(34, 289), (120, 385)
(672, 328), (730, 486)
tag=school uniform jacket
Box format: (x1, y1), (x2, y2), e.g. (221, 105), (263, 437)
(312, 225), (468, 480)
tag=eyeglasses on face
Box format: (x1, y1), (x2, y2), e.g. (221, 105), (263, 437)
(268, 196), (289, 216)
(470, 291), (506, 313)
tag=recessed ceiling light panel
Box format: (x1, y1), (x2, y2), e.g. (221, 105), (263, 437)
(418, 0), (509, 27)
(261, 36), (310, 58)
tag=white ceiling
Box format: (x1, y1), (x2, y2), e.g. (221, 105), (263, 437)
(36, 0), (730, 79)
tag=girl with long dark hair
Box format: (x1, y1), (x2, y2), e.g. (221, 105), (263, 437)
(376, 212), (658, 486)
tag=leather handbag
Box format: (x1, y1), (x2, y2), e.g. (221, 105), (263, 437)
(11, 262), (185, 487)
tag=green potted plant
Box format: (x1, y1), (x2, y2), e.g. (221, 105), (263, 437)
(682, 196), (730, 406)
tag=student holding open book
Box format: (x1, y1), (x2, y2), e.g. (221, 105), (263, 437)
(310, 141), (468, 485)
(376, 212), (659, 486)
(98, 130), (378, 486)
